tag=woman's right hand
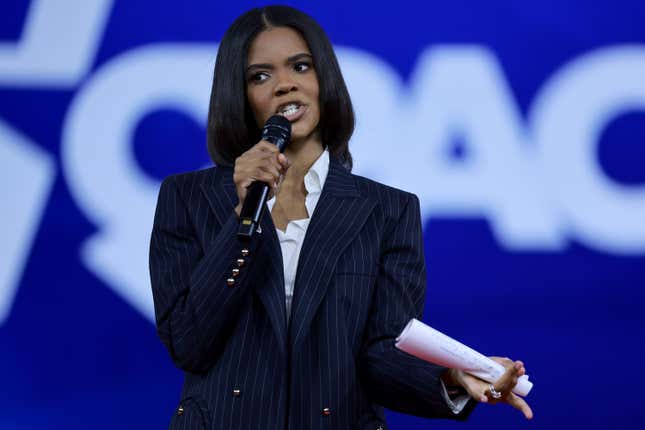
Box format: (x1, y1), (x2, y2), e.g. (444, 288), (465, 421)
(233, 140), (291, 216)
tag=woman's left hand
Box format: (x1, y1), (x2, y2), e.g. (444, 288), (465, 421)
(443, 357), (534, 420)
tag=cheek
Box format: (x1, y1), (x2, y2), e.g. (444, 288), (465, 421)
(308, 83), (320, 117)
(311, 95), (321, 124)
(247, 91), (268, 125)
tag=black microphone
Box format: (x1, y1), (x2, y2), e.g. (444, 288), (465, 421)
(237, 115), (291, 238)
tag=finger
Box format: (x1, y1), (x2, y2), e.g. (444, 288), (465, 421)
(258, 157), (281, 176)
(242, 176), (258, 190)
(277, 153), (290, 171)
(266, 152), (284, 173)
(267, 187), (276, 200)
(490, 356), (515, 368)
(459, 374), (489, 403)
(490, 357), (525, 383)
(493, 361), (521, 393)
(256, 140), (280, 153)
(517, 366), (526, 376)
(495, 376), (519, 395)
(242, 151), (278, 176)
(506, 393), (534, 420)
(247, 148), (275, 166)
(257, 164), (281, 186)
(250, 149), (280, 170)
(249, 168), (278, 189)
(246, 154), (278, 180)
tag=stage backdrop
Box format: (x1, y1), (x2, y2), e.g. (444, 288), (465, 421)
(2, 0), (644, 428)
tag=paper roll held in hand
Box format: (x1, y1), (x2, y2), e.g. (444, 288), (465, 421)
(395, 319), (533, 397)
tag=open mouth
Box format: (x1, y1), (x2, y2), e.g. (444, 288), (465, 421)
(276, 102), (307, 122)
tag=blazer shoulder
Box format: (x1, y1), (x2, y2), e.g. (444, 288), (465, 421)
(160, 165), (234, 198)
(351, 173), (419, 217)
(162, 166), (217, 189)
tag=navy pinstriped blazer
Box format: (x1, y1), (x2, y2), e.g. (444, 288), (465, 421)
(149, 156), (473, 430)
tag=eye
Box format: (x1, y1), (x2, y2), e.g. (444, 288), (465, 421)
(249, 71), (269, 83)
(294, 62), (311, 73)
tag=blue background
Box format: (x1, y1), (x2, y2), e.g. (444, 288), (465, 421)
(1, 0), (644, 429)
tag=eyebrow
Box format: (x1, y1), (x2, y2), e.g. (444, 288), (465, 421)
(246, 52), (313, 72)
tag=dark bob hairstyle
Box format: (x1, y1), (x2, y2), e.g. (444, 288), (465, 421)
(207, 6), (355, 170)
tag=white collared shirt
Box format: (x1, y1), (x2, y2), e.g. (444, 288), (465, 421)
(266, 148), (329, 321)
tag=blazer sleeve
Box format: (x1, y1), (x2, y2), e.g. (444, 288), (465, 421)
(149, 175), (260, 374)
(358, 192), (475, 420)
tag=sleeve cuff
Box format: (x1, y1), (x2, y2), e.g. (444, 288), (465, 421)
(439, 379), (471, 414)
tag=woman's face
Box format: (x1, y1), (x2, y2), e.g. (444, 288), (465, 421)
(246, 27), (320, 143)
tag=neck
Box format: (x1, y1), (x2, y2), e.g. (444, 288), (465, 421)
(283, 135), (324, 179)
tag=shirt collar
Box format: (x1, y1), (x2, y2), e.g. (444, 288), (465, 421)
(303, 147), (329, 195)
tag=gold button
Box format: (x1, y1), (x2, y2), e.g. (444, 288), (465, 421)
(231, 268), (240, 277)
(177, 405), (184, 416)
(233, 389), (241, 397)
(236, 258), (245, 267)
(241, 248), (249, 257)
(226, 278), (235, 287)
(322, 407), (331, 416)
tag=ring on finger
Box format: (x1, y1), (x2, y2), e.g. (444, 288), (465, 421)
(488, 384), (502, 399)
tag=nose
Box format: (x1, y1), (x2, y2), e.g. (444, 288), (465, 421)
(274, 72), (297, 96)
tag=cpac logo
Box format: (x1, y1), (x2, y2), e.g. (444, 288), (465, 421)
(1, 0), (644, 325)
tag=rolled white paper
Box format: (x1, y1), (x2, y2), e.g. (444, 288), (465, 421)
(395, 318), (533, 397)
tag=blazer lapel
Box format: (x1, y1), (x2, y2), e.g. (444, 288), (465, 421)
(289, 158), (376, 349)
(255, 209), (288, 354)
(200, 167), (288, 355)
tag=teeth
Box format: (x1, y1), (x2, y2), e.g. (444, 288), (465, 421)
(280, 104), (300, 115)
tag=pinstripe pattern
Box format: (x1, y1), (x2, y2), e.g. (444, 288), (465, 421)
(149, 157), (473, 429)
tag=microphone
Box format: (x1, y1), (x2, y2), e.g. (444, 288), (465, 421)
(237, 115), (291, 238)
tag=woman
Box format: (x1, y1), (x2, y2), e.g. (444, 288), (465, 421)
(149, 6), (532, 429)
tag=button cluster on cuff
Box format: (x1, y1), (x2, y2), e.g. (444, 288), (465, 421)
(226, 248), (250, 287)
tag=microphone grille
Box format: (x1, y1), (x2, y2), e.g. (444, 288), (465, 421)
(262, 115), (291, 145)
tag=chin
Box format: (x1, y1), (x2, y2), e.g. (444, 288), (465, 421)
(291, 122), (318, 141)
(290, 129), (310, 141)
